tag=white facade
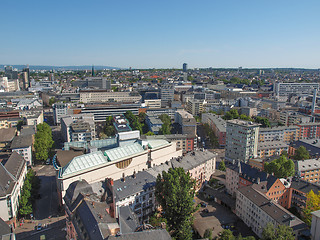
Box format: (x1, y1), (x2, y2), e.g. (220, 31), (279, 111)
(144, 99), (161, 108)
(275, 82), (319, 97)
(226, 167), (240, 196)
(80, 91), (141, 104)
(12, 146), (32, 166)
(225, 120), (259, 162)
(53, 103), (70, 125)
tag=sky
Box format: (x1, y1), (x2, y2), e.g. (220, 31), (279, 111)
(1, 0), (320, 69)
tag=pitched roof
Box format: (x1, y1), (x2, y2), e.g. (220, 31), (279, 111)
(0, 164), (15, 197)
(107, 229), (172, 240)
(10, 134), (32, 149)
(290, 178), (320, 194)
(0, 128), (16, 143)
(0, 217), (11, 237)
(4, 151), (26, 180)
(104, 143), (145, 161)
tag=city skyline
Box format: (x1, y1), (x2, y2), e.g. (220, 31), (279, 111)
(1, 0), (320, 69)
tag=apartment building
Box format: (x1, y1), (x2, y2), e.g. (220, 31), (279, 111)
(225, 120), (260, 162)
(258, 126), (299, 144)
(289, 139), (320, 158)
(79, 90), (141, 104)
(10, 134), (33, 166)
(0, 152), (27, 227)
(160, 84), (174, 107)
(296, 123), (320, 139)
(186, 98), (204, 116)
(296, 159), (320, 184)
(274, 82), (319, 97)
(280, 111), (311, 126)
(257, 141), (289, 158)
(236, 185), (307, 239)
(201, 113), (226, 147)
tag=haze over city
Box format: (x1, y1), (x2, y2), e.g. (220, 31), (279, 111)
(1, 0), (320, 69)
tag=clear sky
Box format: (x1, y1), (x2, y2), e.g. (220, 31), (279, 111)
(1, 0), (320, 69)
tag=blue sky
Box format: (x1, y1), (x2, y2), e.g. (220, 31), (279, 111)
(1, 0), (320, 69)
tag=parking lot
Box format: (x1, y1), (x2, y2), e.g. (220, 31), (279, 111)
(193, 196), (255, 239)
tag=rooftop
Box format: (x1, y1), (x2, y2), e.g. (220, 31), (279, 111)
(10, 134), (32, 149)
(297, 159), (320, 172)
(227, 119), (260, 127)
(0, 128), (16, 142)
(258, 141), (289, 150)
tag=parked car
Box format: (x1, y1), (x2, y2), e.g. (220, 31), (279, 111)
(200, 202), (207, 207)
(36, 223), (42, 231)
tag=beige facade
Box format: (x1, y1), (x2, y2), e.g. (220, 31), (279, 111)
(144, 99), (161, 108)
(80, 90), (141, 103)
(186, 99), (204, 116)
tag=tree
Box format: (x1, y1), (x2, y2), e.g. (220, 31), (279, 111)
(302, 190), (320, 226)
(34, 123), (54, 162)
(261, 223), (294, 240)
(217, 229), (234, 240)
(294, 146), (310, 160)
(264, 155), (295, 178)
(204, 229), (213, 240)
(218, 160), (226, 171)
(49, 97), (56, 106)
(155, 168), (197, 240)
(145, 131), (155, 136)
(159, 114), (172, 135)
(254, 116), (270, 128)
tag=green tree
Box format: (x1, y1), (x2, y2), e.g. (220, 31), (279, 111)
(264, 155), (295, 178)
(204, 228), (213, 240)
(149, 212), (167, 228)
(261, 223), (294, 240)
(254, 116), (271, 128)
(49, 97), (56, 106)
(218, 160), (226, 171)
(159, 114), (172, 135)
(145, 131), (155, 136)
(302, 190), (320, 226)
(294, 146), (310, 160)
(218, 229), (234, 240)
(155, 168), (197, 240)
(239, 114), (252, 121)
(34, 123), (54, 162)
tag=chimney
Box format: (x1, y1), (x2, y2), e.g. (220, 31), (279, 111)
(133, 170), (136, 179)
(257, 177), (260, 184)
(122, 173), (125, 182)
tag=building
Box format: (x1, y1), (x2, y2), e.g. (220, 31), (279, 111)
(186, 98), (204, 116)
(258, 126), (299, 144)
(296, 159), (320, 184)
(225, 120), (260, 162)
(22, 66), (30, 89)
(296, 122), (320, 139)
(0, 152), (27, 227)
(84, 77), (111, 90)
(145, 115), (163, 134)
(274, 82), (319, 97)
(289, 139), (320, 158)
(280, 111), (311, 126)
(79, 90), (141, 104)
(53, 102), (70, 125)
(236, 185), (308, 239)
(257, 141), (289, 158)
(240, 107), (257, 117)
(61, 114), (96, 142)
(175, 110), (197, 138)
(0, 217), (16, 239)
(183, 63), (187, 72)
(0, 128), (16, 151)
(201, 113), (226, 147)
(160, 84), (174, 107)
(20, 110), (44, 126)
(4, 66), (18, 80)
(10, 134), (33, 166)
(144, 99), (161, 109)
(75, 104), (141, 122)
(311, 210), (320, 240)
(54, 138), (182, 204)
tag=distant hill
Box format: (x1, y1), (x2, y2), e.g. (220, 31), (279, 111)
(0, 65), (121, 71)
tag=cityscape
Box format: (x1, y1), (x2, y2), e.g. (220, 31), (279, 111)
(1, 1), (320, 240)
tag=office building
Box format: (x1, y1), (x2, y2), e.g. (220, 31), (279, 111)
(144, 99), (161, 108)
(53, 102), (70, 125)
(160, 84), (174, 107)
(183, 63), (187, 72)
(175, 110), (197, 138)
(274, 82), (319, 97)
(80, 90), (141, 104)
(225, 120), (260, 162)
(84, 77), (111, 90)
(22, 66), (30, 89)
(4, 66), (18, 80)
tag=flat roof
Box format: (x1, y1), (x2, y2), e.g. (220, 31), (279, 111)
(297, 159), (320, 172)
(227, 119), (260, 127)
(258, 141), (288, 150)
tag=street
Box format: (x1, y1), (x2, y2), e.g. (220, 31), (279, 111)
(15, 165), (66, 240)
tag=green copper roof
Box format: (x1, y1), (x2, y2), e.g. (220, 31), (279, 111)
(104, 143), (145, 161)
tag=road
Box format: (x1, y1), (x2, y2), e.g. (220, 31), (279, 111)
(15, 165), (66, 240)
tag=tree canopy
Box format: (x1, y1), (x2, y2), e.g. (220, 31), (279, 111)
(294, 146), (310, 160)
(264, 155), (295, 178)
(216, 230), (256, 240)
(34, 123), (54, 162)
(254, 116), (271, 128)
(218, 160), (226, 171)
(261, 223), (294, 240)
(158, 114), (172, 135)
(155, 168), (197, 240)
